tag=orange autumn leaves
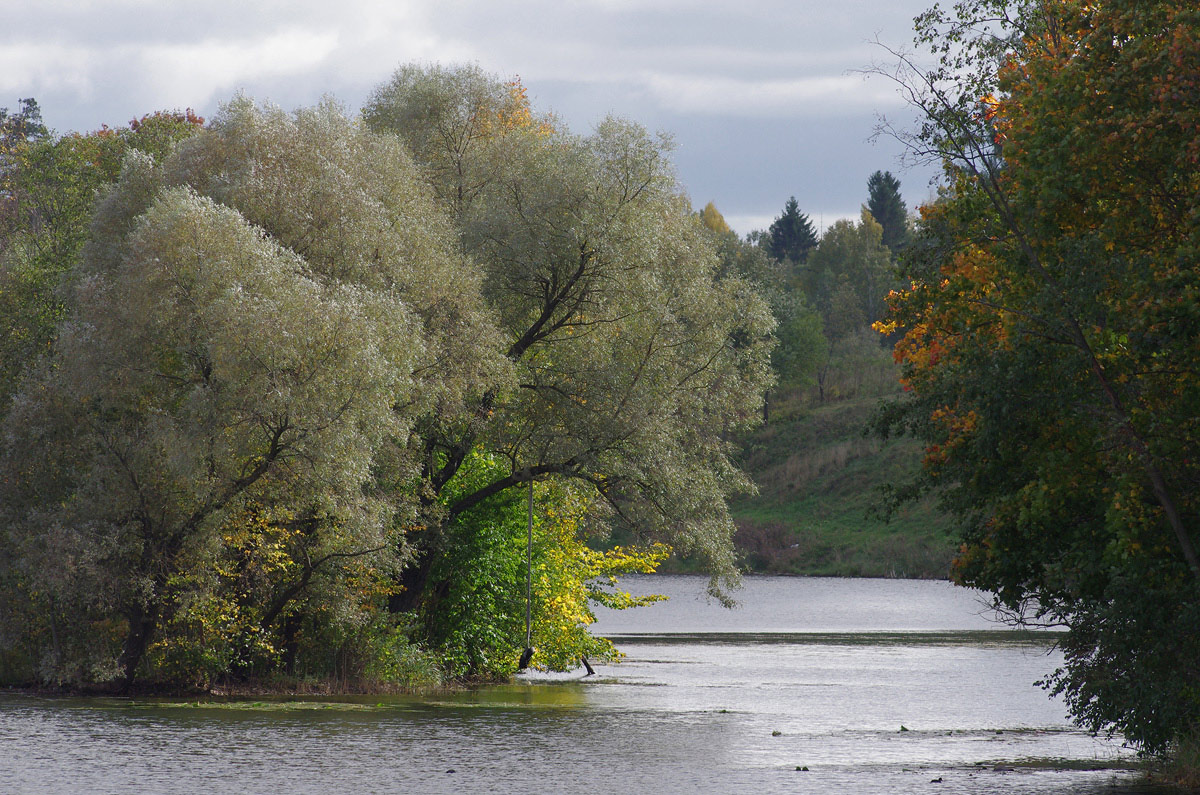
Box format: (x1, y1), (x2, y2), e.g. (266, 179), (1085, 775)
(881, 0), (1200, 477)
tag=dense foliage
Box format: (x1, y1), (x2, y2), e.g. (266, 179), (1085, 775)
(1, 99), (484, 686)
(0, 106), (203, 401)
(875, 0), (1200, 754)
(365, 65), (774, 606)
(0, 68), (774, 689)
(737, 193), (901, 412)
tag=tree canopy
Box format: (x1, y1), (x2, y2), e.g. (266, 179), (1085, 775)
(0, 72), (775, 687)
(0, 98), (504, 685)
(366, 65), (774, 604)
(0, 109), (203, 400)
(875, 0), (1200, 754)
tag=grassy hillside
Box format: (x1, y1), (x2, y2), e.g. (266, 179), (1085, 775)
(728, 390), (958, 579)
(623, 335), (959, 579)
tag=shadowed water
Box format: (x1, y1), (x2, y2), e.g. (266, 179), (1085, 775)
(0, 576), (1172, 794)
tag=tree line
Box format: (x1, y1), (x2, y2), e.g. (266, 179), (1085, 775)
(0, 68), (961, 693)
(0, 71), (915, 691)
(0, 70), (774, 688)
(702, 168), (910, 416)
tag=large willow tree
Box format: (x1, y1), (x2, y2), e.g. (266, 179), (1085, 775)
(0, 99), (507, 686)
(365, 65), (775, 605)
(1, 74), (774, 686)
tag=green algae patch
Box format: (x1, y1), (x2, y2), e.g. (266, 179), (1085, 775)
(131, 697), (416, 712)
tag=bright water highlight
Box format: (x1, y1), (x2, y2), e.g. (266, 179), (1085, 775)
(0, 576), (1167, 794)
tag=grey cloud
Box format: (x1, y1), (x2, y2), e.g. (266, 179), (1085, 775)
(5, 0), (942, 235)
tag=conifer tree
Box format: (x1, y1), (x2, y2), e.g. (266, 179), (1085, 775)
(865, 170), (908, 253)
(765, 196), (817, 264)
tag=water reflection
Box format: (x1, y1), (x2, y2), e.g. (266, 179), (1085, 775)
(0, 576), (1172, 794)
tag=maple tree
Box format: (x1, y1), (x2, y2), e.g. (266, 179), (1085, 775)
(876, 0), (1200, 753)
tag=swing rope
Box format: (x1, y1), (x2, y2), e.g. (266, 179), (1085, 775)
(525, 471), (533, 649)
(519, 469), (535, 670)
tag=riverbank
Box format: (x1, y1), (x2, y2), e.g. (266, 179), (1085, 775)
(1152, 738), (1200, 790)
(3, 675), (451, 701)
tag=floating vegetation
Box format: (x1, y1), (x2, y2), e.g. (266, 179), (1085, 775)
(130, 699), (402, 712)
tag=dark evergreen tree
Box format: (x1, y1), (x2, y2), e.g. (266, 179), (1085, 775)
(766, 196), (817, 264)
(865, 171), (908, 253)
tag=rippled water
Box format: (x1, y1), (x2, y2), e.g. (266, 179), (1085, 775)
(0, 576), (1170, 794)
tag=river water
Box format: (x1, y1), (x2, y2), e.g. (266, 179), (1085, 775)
(0, 576), (1171, 794)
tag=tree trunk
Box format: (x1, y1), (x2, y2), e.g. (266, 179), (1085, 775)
(388, 545), (436, 613)
(282, 612), (302, 676)
(117, 600), (160, 690)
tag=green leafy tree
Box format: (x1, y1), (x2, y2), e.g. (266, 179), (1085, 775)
(425, 449), (667, 679)
(1, 73), (775, 687)
(710, 217), (783, 289)
(805, 209), (894, 330)
(765, 196), (817, 265)
(701, 208), (822, 421)
(865, 170), (909, 253)
(362, 64), (545, 220)
(875, 0), (1200, 755)
(770, 298), (826, 397)
(0, 108), (203, 401)
(803, 210), (895, 401)
(365, 64), (775, 610)
(0, 98), (503, 687)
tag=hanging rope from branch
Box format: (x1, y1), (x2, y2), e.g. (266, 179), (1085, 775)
(519, 468), (535, 670)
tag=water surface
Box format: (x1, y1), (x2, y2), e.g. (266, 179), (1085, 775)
(0, 576), (1166, 794)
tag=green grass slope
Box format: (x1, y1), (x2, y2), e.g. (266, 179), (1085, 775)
(728, 386), (958, 579)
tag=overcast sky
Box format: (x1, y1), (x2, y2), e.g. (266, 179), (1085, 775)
(2, 0), (943, 235)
